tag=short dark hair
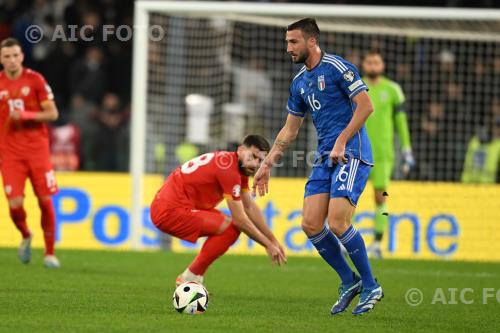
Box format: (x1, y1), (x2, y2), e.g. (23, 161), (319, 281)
(242, 134), (270, 153)
(287, 18), (320, 40)
(0, 38), (21, 50)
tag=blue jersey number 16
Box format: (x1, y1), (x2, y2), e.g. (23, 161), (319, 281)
(307, 94), (321, 112)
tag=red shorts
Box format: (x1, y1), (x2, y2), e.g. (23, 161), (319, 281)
(150, 197), (226, 243)
(1, 156), (58, 199)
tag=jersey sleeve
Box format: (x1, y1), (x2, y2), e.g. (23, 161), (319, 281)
(333, 60), (368, 99)
(390, 81), (411, 150)
(391, 82), (406, 109)
(33, 73), (54, 103)
(217, 168), (243, 201)
(286, 80), (307, 117)
(394, 111), (412, 151)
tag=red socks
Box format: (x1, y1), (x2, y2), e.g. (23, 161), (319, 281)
(9, 198), (56, 256)
(9, 206), (31, 239)
(39, 198), (56, 256)
(189, 223), (240, 275)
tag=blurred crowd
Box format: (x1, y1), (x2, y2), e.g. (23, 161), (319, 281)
(0, 0), (133, 171)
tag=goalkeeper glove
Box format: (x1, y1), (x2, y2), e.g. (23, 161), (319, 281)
(402, 149), (415, 176)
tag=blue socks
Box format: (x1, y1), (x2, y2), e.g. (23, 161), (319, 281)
(308, 226), (355, 285)
(339, 225), (377, 290)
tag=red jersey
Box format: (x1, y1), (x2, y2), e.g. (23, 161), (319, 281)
(156, 151), (250, 210)
(0, 68), (54, 159)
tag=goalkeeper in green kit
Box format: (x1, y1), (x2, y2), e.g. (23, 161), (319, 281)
(362, 51), (415, 258)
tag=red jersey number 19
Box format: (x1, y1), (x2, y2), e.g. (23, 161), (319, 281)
(7, 99), (25, 113)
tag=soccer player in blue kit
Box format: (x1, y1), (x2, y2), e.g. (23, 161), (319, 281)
(253, 18), (383, 315)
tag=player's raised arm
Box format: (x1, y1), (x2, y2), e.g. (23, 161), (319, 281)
(226, 198), (285, 265)
(241, 190), (287, 261)
(253, 113), (303, 197)
(330, 91), (374, 164)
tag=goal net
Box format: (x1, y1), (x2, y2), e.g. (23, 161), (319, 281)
(130, 2), (500, 254)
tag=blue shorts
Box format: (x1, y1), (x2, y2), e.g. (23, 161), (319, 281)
(304, 158), (371, 206)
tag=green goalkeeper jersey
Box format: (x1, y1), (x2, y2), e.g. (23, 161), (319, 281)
(364, 76), (412, 162)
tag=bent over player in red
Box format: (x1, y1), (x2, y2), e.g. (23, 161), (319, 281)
(0, 38), (60, 268)
(150, 135), (287, 286)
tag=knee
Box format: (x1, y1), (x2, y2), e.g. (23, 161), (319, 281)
(374, 190), (386, 205)
(301, 218), (324, 237)
(328, 217), (350, 237)
(215, 219), (232, 235)
(37, 196), (53, 210)
(218, 220), (240, 236)
(9, 197), (24, 209)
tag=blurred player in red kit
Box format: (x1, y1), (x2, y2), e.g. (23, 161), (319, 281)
(150, 135), (287, 286)
(0, 38), (60, 268)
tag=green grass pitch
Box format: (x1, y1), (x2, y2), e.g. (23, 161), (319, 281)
(0, 248), (498, 333)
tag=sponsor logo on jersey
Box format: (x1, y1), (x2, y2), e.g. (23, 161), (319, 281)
(0, 90), (8, 100)
(4, 185), (12, 195)
(317, 75), (326, 91)
(21, 86), (30, 96)
(300, 88), (304, 95)
(348, 79), (363, 92)
(343, 70), (355, 82)
(232, 184), (241, 198)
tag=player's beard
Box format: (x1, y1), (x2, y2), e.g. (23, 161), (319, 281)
(6, 66), (22, 78)
(366, 71), (381, 80)
(292, 49), (309, 64)
(238, 160), (256, 177)
(4, 65), (23, 77)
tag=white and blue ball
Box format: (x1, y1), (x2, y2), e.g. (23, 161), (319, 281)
(172, 282), (209, 314)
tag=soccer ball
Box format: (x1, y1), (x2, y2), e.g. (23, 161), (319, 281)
(172, 282), (209, 314)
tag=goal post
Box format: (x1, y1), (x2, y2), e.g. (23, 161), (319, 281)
(130, 1), (500, 250)
(130, 2), (149, 250)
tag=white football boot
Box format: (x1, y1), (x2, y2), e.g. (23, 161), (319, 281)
(44, 255), (61, 269)
(176, 268), (204, 286)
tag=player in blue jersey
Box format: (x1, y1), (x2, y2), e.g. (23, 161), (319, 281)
(253, 18), (382, 315)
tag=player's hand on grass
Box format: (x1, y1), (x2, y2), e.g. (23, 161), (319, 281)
(266, 243), (286, 266)
(276, 242), (287, 264)
(402, 149), (415, 176)
(271, 239), (287, 264)
(330, 139), (348, 164)
(252, 164), (271, 197)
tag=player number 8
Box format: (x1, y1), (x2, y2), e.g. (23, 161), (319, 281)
(181, 153), (215, 174)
